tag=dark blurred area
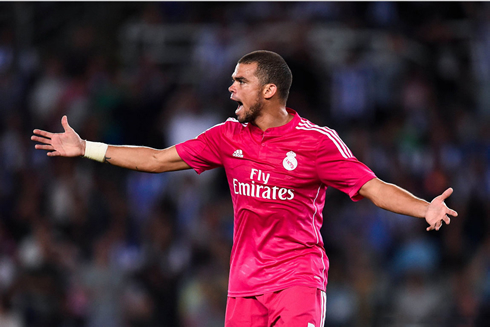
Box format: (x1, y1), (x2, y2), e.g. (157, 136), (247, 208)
(0, 2), (489, 327)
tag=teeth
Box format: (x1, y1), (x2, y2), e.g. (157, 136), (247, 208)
(232, 97), (243, 115)
(235, 104), (243, 115)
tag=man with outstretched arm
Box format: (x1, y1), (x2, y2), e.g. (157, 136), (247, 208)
(32, 50), (457, 327)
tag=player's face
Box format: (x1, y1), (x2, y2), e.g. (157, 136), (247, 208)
(229, 63), (265, 124)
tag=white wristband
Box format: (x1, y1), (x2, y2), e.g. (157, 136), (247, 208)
(83, 141), (108, 162)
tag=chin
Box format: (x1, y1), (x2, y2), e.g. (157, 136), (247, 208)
(236, 116), (247, 124)
(235, 110), (248, 123)
(237, 112), (255, 124)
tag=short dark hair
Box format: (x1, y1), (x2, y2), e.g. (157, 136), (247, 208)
(238, 50), (292, 103)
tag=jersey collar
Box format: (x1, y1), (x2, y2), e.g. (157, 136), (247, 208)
(248, 108), (301, 137)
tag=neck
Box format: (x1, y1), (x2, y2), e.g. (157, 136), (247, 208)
(254, 105), (292, 131)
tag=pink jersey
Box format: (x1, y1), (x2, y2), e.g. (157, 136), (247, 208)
(175, 109), (376, 297)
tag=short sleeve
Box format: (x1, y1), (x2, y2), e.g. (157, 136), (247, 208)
(316, 134), (376, 201)
(175, 122), (225, 174)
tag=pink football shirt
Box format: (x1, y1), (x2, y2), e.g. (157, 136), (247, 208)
(175, 109), (376, 297)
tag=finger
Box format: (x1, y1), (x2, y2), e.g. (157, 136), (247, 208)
(439, 187), (454, 201)
(427, 220), (444, 231)
(447, 208), (458, 217)
(33, 129), (53, 138)
(61, 115), (71, 132)
(35, 144), (55, 151)
(31, 135), (52, 144)
(47, 151), (61, 157)
(431, 221), (441, 231)
(443, 215), (451, 225)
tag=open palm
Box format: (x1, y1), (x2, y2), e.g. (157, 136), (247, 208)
(425, 187), (458, 231)
(31, 116), (84, 157)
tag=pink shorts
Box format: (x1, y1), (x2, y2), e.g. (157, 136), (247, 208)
(225, 286), (327, 327)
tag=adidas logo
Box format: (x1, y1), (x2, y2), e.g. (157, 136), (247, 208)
(233, 149), (243, 158)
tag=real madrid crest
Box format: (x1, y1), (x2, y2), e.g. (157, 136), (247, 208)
(283, 151), (298, 171)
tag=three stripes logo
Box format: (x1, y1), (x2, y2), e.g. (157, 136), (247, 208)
(233, 149), (244, 158)
(296, 119), (353, 159)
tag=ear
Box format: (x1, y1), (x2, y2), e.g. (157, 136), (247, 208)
(262, 83), (278, 100)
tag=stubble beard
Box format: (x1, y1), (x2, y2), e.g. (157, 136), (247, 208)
(238, 97), (264, 124)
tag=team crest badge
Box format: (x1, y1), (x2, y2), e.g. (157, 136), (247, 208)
(283, 151), (298, 171)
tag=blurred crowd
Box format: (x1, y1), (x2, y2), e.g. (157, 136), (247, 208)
(0, 2), (489, 327)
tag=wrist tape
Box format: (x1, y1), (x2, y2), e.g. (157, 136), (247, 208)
(83, 141), (108, 162)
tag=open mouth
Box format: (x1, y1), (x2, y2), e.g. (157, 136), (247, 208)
(235, 100), (244, 115)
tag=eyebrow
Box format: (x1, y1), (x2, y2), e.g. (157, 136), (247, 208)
(232, 76), (248, 83)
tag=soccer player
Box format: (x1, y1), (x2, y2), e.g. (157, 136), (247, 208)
(32, 50), (457, 327)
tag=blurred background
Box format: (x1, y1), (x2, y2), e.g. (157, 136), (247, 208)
(0, 2), (489, 326)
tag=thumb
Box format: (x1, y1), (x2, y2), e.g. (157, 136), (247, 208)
(61, 115), (71, 132)
(439, 187), (454, 201)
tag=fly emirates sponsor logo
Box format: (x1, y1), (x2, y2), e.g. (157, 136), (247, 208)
(232, 169), (295, 201)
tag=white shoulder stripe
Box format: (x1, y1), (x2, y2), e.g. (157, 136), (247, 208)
(298, 120), (353, 158)
(196, 122), (225, 138)
(296, 123), (354, 159)
(299, 120), (353, 158)
(226, 117), (248, 127)
(296, 126), (351, 158)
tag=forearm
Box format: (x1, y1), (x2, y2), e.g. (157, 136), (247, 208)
(360, 178), (429, 218)
(104, 145), (165, 173)
(83, 141), (190, 173)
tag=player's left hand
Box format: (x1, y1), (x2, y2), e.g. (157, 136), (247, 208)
(425, 187), (458, 231)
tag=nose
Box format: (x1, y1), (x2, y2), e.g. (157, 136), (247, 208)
(228, 82), (235, 93)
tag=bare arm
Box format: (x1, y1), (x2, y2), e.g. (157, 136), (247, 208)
(359, 178), (458, 231)
(103, 144), (190, 173)
(31, 115), (191, 173)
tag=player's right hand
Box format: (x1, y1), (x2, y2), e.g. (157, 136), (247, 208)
(31, 115), (85, 157)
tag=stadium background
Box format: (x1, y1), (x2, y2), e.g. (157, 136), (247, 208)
(0, 2), (489, 326)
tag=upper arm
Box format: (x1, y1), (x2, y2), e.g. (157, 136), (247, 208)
(358, 177), (384, 201)
(153, 122), (228, 173)
(154, 145), (192, 172)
